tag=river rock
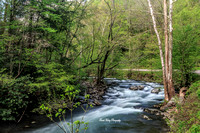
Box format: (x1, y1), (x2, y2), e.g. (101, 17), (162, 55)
(167, 97), (176, 106)
(151, 88), (160, 94)
(99, 90), (105, 96)
(143, 108), (163, 116)
(129, 86), (138, 90)
(153, 104), (162, 108)
(141, 114), (152, 120)
(160, 97), (176, 111)
(106, 81), (119, 87)
(25, 125), (30, 128)
(31, 121), (36, 124)
(162, 107), (177, 122)
(138, 85), (145, 90)
(129, 85), (145, 90)
(93, 99), (102, 106)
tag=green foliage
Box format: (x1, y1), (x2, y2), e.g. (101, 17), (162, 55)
(0, 74), (31, 121)
(40, 85), (92, 133)
(169, 81), (200, 133)
(188, 124), (200, 133)
(173, 25), (199, 87)
(173, 0), (200, 87)
(29, 62), (76, 100)
(0, 0), (88, 123)
(187, 80), (200, 99)
(106, 70), (163, 83)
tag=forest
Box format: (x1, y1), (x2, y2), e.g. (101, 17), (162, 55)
(0, 0), (200, 133)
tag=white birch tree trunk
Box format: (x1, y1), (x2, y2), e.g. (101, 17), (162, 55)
(168, 0), (175, 99)
(147, 0), (168, 101)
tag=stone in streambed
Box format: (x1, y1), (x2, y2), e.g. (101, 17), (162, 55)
(94, 99), (102, 106)
(107, 82), (119, 87)
(143, 108), (163, 116)
(151, 88), (161, 94)
(25, 125), (30, 128)
(31, 121), (36, 124)
(89, 99), (102, 106)
(141, 114), (152, 120)
(129, 85), (145, 90)
(129, 86), (138, 90)
(138, 85), (145, 90)
(153, 104), (162, 108)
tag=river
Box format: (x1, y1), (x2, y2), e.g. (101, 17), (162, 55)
(21, 78), (168, 133)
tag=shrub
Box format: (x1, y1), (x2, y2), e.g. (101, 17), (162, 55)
(0, 75), (31, 121)
(169, 81), (200, 133)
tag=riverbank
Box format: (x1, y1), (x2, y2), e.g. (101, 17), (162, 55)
(105, 70), (200, 89)
(0, 79), (108, 133)
(143, 81), (200, 133)
(115, 69), (200, 75)
(165, 81), (200, 132)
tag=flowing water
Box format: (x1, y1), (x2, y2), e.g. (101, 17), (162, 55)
(23, 78), (168, 133)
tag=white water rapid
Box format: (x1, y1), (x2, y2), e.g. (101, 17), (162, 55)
(24, 78), (168, 133)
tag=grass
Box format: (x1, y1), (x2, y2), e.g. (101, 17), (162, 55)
(168, 81), (200, 133)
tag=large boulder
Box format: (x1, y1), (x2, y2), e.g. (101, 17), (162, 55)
(151, 88), (160, 94)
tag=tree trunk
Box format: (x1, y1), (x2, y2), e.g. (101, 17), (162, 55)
(97, 50), (110, 85)
(168, 0), (175, 99)
(147, 0), (168, 101)
(164, 0), (169, 101)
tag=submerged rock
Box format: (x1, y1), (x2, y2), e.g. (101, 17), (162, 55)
(133, 106), (144, 109)
(107, 82), (119, 87)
